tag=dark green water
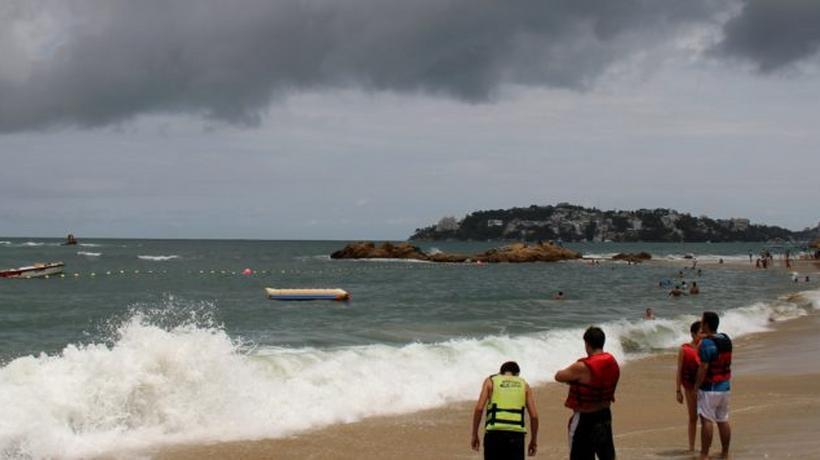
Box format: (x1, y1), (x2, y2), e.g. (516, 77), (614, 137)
(0, 238), (798, 359)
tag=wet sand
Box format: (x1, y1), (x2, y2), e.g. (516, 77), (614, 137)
(148, 313), (820, 460)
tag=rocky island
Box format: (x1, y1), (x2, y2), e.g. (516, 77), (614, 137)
(331, 241), (581, 263)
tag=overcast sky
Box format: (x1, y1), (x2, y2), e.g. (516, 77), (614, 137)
(1, 0), (819, 240)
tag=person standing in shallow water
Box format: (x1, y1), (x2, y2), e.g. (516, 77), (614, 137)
(471, 361), (539, 459)
(677, 320), (702, 452)
(696, 312), (732, 460)
(555, 327), (620, 460)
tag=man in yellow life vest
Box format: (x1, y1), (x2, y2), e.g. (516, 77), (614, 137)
(471, 361), (539, 459)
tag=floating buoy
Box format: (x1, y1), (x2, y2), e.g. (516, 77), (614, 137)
(242, 267), (253, 276)
(265, 288), (350, 301)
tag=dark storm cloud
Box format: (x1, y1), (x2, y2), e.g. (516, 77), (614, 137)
(0, 0), (729, 132)
(714, 0), (820, 71)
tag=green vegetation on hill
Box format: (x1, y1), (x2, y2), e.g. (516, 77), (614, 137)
(410, 203), (809, 243)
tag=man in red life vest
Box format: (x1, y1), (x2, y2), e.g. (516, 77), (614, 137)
(695, 311), (732, 460)
(676, 320), (702, 452)
(555, 326), (620, 460)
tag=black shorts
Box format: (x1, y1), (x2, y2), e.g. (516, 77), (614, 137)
(568, 408), (615, 460)
(484, 430), (525, 460)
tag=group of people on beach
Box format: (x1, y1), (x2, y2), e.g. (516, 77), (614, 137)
(471, 311), (732, 460)
(675, 312), (733, 459)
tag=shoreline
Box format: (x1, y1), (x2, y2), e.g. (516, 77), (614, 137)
(146, 310), (820, 459)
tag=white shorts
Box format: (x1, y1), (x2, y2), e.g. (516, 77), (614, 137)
(698, 390), (730, 422)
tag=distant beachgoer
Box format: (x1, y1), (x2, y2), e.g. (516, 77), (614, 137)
(554, 291), (565, 300)
(755, 258), (761, 268)
(748, 251), (753, 263)
(555, 327), (620, 460)
(689, 282), (700, 295)
(644, 308), (656, 320)
(669, 286), (685, 297)
(697, 269), (702, 277)
(677, 320), (702, 452)
(472, 361), (539, 459)
(718, 258), (724, 264)
(678, 270), (685, 278)
(696, 312), (732, 460)
(806, 276), (811, 283)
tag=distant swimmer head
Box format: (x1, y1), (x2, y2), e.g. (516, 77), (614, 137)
(242, 268), (253, 276)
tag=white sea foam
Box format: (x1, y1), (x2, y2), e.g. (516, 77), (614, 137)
(663, 253), (749, 263)
(137, 255), (179, 261)
(78, 243), (102, 247)
(77, 252), (101, 257)
(0, 289), (817, 459)
(294, 255), (331, 262)
(581, 253), (619, 260)
(349, 257), (434, 264)
(0, 241), (11, 245)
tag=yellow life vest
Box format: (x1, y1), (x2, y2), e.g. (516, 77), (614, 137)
(485, 374), (527, 433)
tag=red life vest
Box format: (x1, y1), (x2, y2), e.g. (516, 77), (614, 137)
(680, 343), (700, 389)
(704, 333), (732, 385)
(565, 352), (620, 412)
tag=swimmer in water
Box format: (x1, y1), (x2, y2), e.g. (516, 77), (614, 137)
(554, 291), (565, 300)
(669, 286), (685, 297)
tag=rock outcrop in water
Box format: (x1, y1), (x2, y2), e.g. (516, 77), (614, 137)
(611, 252), (652, 263)
(330, 242), (427, 260)
(330, 241), (581, 263)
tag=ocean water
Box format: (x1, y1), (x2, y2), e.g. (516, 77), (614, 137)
(0, 238), (817, 458)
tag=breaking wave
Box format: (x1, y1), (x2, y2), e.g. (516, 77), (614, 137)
(0, 289), (817, 458)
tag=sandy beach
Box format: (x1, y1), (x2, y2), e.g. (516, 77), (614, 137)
(149, 307), (820, 460)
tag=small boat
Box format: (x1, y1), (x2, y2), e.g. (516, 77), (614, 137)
(265, 288), (350, 301)
(1, 262), (65, 279)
